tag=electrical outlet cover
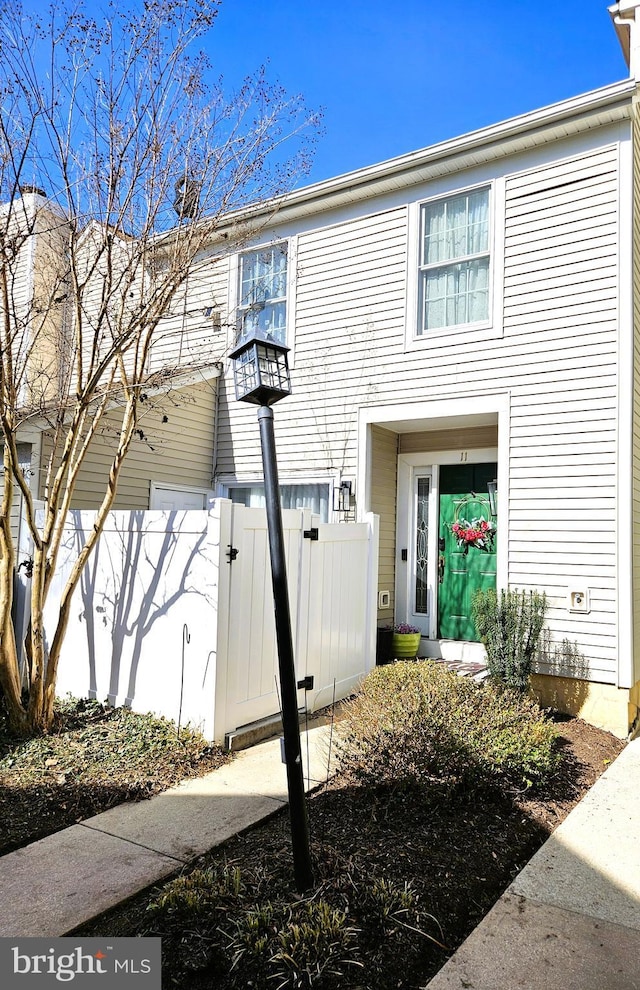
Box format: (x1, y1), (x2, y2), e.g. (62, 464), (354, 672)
(568, 589), (590, 613)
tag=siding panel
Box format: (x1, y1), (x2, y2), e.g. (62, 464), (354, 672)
(371, 426), (398, 622)
(40, 381), (217, 510)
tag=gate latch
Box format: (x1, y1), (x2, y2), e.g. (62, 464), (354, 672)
(297, 675), (314, 691)
(303, 528), (319, 541)
(226, 545), (239, 563)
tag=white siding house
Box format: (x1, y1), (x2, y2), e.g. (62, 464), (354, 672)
(6, 2), (640, 739)
(208, 4), (640, 737)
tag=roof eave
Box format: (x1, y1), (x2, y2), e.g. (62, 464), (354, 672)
(217, 78), (636, 232)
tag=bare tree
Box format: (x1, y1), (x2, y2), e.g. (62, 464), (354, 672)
(0, 0), (319, 734)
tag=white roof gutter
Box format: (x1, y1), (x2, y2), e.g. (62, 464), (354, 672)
(215, 78), (635, 234)
(609, 2), (636, 73)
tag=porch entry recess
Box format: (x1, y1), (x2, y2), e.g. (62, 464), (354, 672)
(400, 461), (497, 642)
(42, 502), (378, 744)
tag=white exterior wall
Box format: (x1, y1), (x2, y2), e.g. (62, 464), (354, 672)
(505, 145), (620, 684)
(148, 253), (229, 374)
(215, 117), (631, 689)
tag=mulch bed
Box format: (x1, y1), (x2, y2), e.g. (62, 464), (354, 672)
(74, 713), (624, 990)
(0, 699), (229, 856)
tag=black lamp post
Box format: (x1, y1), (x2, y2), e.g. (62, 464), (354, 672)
(229, 330), (314, 893)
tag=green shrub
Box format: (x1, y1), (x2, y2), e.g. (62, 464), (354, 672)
(336, 661), (558, 794)
(472, 588), (547, 692)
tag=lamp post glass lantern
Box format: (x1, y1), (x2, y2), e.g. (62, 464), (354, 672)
(229, 332), (291, 406)
(230, 330), (313, 893)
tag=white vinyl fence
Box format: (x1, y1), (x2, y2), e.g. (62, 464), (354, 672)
(41, 500), (379, 743)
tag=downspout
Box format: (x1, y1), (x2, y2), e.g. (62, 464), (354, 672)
(211, 362), (223, 493)
(610, 3), (640, 720)
(20, 200), (37, 411)
(609, 2), (638, 78)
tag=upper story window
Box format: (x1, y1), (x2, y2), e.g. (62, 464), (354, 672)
(238, 243), (287, 343)
(418, 188), (490, 333)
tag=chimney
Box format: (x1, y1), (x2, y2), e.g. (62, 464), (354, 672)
(19, 185), (47, 199)
(610, 1), (640, 78)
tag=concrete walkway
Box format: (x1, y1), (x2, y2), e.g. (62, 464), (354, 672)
(1, 725), (639, 990)
(0, 723), (335, 938)
(425, 738), (640, 989)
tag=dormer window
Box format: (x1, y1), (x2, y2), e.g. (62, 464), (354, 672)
(238, 243), (288, 343)
(418, 188), (490, 332)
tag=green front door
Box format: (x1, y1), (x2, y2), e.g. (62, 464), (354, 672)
(438, 464), (497, 641)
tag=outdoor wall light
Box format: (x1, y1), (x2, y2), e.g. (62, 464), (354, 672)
(487, 480), (498, 517)
(333, 479), (352, 513)
(230, 329), (313, 894)
(229, 331), (291, 406)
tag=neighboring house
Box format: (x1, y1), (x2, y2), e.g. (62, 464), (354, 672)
(39, 373), (220, 511)
(2, 191), (224, 530)
(199, 2), (640, 737)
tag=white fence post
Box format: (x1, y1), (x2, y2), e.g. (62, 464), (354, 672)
(363, 512), (380, 674)
(294, 509), (314, 699)
(211, 499), (232, 744)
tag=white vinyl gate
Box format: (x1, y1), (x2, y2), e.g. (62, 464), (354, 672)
(45, 500), (379, 743)
(218, 505), (377, 736)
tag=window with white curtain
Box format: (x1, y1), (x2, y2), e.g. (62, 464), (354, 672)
(238, 243), (288, 343)
(227, 483), (330, 522)
(418, 188), (490, 332)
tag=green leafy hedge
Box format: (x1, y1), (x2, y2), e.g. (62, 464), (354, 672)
(336, 661), (559, 794)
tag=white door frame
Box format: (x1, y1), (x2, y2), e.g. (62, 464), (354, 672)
(358, 394), (509, 645)
(395, 463), (436, 638)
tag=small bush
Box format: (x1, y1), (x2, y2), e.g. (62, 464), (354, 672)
(230, 898), (361, 988)
(472, 588), (547, 692)
(270, 901), (361, 987)
(336, 662), (558, 794)
(148, 865), (243, 916)
(360, 877), (416, 929)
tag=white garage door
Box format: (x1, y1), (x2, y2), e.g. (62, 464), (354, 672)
(150, 486), (209, 510)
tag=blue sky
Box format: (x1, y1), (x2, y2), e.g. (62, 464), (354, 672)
(209, 0), (629, 186)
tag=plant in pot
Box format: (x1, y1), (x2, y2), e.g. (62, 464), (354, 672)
(389, 623), (421, 659)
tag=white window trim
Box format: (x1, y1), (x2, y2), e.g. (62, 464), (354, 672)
(405, 178), (505, 350)
(227, 235), (297, 366)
